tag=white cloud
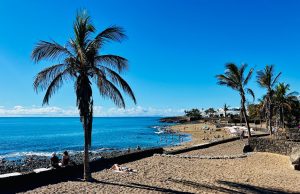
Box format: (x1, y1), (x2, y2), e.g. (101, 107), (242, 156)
(0, 106), (76, 116)
(0, 105), (185, 117)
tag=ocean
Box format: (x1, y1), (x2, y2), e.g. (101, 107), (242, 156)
(0, 117), (190, 160)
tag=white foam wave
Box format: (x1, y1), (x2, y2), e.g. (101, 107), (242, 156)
(0, 151), (53, 159)
(151, 126), (160, 129)
(0, 147), (118, 160)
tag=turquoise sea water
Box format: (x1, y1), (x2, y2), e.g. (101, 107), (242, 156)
(0, 117), (190, 159)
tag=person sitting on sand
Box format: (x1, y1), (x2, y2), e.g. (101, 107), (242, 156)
(50, 153), (60, 168)
(61, 151), (70, 166)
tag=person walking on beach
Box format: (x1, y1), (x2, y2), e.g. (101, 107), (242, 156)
(50, 153), (60, 168)
(240, 130), (245, 140)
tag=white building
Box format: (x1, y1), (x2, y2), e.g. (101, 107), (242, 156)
(196, 107), (241, 118)
(215, 107), (241, 117)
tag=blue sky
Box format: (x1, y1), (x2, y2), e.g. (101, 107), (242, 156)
(0, 0), (300, 116)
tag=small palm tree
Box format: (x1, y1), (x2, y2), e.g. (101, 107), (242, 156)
(257, 98), (266, 129)
(216, 63), (255, 137)
(257, 65), (281, 135)
(274, 83), (298, 128)
(32, 11), (136, 181)
(223, 103), (230, 117)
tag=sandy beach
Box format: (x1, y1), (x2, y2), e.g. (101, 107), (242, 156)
(19, 124), (300, 194)
(165, 122), (232, 151)
(167, 121), (268, 151)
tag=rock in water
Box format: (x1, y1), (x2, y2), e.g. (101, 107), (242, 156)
(290, 147), (300, 165)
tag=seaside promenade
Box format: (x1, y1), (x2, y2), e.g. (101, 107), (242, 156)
(18, 140), (300, 194)
(8, 123), (299, 194)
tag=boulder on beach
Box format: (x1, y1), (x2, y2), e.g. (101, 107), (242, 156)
(290, 147), (300, 166)
(243, 144), (253, 153)
(293, 164), (300, 171)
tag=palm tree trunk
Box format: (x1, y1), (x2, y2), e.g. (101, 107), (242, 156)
(260, 114), (262, 129)
(241, 95), (251, 138)
(239, 109), (243, 126)
(267, 95), (273, 135)
(76, 74), (93, 181)
(83, 116), (91, 181)
(269, 103), (273, 135)
(82, 112), (93, 181)
(281, 107), (285, 128)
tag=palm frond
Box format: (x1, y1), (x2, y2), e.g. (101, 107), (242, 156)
(74, 11), (95, 47)
(239, 64), (248, 79)
(243, 67), (254, 86)
(96, 76), (125, 108)
(256, 70), (268, 88)
(96, 26), (126, 43)
(271, 72), (282, 87)
(246, 88), (255, 101)
(100, 67), (136, 104)
(32, 41), (72, 63)
(216, 74), (238, 90)
(87, 26), (126, 52)
(68, 39), (88, 66)
(257, 65), (281, 90)
(95, 55), (128, 72)
(42, 69), (72, 105)
(287, 91), (299, 97)
(225, 63), (241, 84)
(34, 64), (68, 92)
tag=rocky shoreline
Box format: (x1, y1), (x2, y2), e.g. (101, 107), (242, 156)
(0, 149), (143, 175)
(159, 116), (190, 123)
(0, 124), (192, 175)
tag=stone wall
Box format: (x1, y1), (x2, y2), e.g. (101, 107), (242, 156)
(164, 134), (269, 155)
(249, 138), (300, 156)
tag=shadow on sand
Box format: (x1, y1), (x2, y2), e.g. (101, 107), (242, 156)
(168, 178), (297, 194)
(84, 178), (193, 194)
(4, 176), (298, 194)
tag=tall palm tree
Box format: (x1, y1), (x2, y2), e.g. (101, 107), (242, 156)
(223, 103), (230, 117)
(216, 63), (255, 137)
(256, 65), (281, 135)
(274, 83), (298, 128)
(32, 11), (136, 181)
